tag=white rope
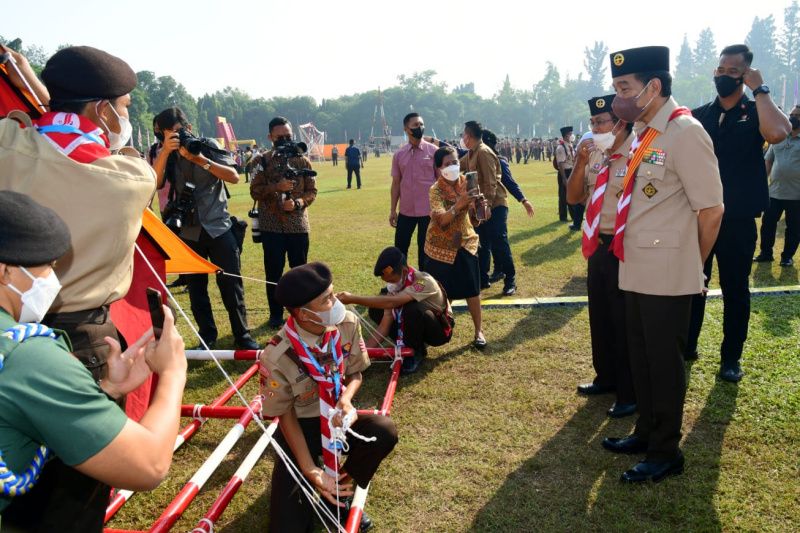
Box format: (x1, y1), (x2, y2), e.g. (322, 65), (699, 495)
(191, 517), (215, 533)
(191, 403), (207, 424)
(134, 244), (345, 532)
(219, 271), (278, 286)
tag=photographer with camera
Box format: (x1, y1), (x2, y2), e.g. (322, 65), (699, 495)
(153, 107), (259, 351)
(250, 117), (318, 329)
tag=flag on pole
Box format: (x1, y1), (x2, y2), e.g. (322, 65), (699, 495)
(516, 123), (520, 135)
(137, 125), (142, 151)
(794, 76), (798, 106)
(533, 125), (536, 137)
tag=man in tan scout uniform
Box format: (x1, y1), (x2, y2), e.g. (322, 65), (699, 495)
(459, 120), (508, 289)
(599, 46), (724, 483)
(567, 94), (637, 419)
(259, 262), (397, 532)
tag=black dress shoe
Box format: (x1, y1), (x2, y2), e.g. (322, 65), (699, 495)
(569, 224), (581, 231)
(621, 454), (684, 483)
(489, 271), (505, 283)
(719, 365), (744, 383)
(401, 353), (424, 374)
(780, 258), (794, 267)
(480, 281), (492, 290)
(235, 337), (260, 350)
(266, 317), (284, 329)
(607, 402), (637, 418)
(502, 284), (517, 296)
(192, 340), (216, 350)
(602, 434), (648, 454)
(683, 349), (698, 361)
(753, 254), (773, 263)
(577, 383), (615, 395)
(359, 511), (373, 532)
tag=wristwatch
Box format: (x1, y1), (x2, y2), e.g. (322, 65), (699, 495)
(753, 85), (770, 98)
(201, 161), (211, 170)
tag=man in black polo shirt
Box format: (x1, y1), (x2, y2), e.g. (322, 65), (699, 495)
(688, 44), (790, 382)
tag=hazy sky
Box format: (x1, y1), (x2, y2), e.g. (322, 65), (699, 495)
(3, 0), (793, 102)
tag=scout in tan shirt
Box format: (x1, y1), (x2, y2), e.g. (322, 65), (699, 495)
(337, 246), (454, 375)
(600, 46), (724, 485)
(258, 262), (397, 532)
(566, 94), (637, 420)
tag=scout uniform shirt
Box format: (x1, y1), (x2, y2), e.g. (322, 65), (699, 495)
(396, 270), (447, 313)
(619, 97), (723, 296)
(556, 141), (576, 170)
(584, 133), (634, 234)
(259, 310), (370, 419)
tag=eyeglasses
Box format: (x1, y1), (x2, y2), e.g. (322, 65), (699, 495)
(589, 118), (613, 127)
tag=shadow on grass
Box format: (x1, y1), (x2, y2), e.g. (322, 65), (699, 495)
(508, 220), (564, 245)
(470, 369), (739, 531)
(520, 229), (581, 268)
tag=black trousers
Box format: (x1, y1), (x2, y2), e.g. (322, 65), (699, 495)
(262, 231), (310, 321)
(626, 291), (691, 462)
(184, 226), (250, 344)
(4, 308), (127, 532)
(332, 155), (338, 166)
(587, 238), (635, 404)
(346, 164), (361, 188)
(759, 197), (800, 261)
(269, 414), (398, 533)
(486, 206), (516, 286)
(368, 300), (452, 351)
(687, 217), (756, 365)
(557, 170), (569, 221)
(394, 214), (430, 269)
(568, 202), (585, 227)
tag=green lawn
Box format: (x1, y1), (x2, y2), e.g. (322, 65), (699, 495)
(109, 156), (800, 532)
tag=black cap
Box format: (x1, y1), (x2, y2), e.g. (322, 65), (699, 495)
(275, 262), (333, 308)
(0, 191), (71, 266)
(42, 46), (137, 102)
(609, 46), (670, 78)
(588, 95), (616, 116)
(560, 126), (573, 137)
(373, 246), (406, 277)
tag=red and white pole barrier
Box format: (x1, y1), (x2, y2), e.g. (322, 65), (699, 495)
(190, 421), (279, 533)
(379, 357), (403, 416)
(179, 405), (379, 420)
(184, 347), (413, 361)
(343, 484), (370, 533)
(105, 364), (260, 523)
(147, 396), (263, 533)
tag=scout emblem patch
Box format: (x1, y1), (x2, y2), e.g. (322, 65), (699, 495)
(642, 148), (666, 166)
(413, 279), (426, 292)
(615, 168), (626, 177)
(591, 162), (602, 173)
(613, 53), (625, 66)
(596, 98), (606, 109)
(642, 182), (658, 198)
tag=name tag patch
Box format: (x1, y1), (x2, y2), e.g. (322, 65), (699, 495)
(642, 148), (666, 166)
(615, 168), (626, 177)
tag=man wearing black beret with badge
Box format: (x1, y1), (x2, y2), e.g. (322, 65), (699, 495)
(687, 44), (790, 382)
(599, 46), (724, 483)
(259, 262), (397, 532)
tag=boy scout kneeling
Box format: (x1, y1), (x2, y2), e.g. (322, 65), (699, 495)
(259, 262), (398, 532)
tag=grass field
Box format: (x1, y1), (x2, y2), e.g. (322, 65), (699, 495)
(109, 156), (800, 532)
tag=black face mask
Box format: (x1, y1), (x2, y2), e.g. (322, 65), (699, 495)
(714, 75), (743, 98)
(409, 126), (424, 140)
(154, 131), (164, 142)
(790, 117), (800, 130)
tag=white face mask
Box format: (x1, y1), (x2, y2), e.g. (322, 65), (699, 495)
(568, 134), (576, 143)
(592, 131), (616, 152)
(303, 298), (347, 327)
(386, 281), (403, 293)
(458, 138), (468, 151)
(8, 267), (62, 324)
(96, 101), (133, 151)
(441, 164), (460, 182)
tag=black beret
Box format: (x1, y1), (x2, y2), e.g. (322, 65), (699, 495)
(42, 46), (137, 102)
(560, 126), (573, 136)
(609, 46), (670, 78)
(276, 262), (333, 308)
(588, 95), (616, 116)
(0, 191), (71, 266)
(373, 246), (406, 277)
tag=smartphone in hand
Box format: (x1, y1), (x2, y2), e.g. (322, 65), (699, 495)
(146, 287), (165, 340)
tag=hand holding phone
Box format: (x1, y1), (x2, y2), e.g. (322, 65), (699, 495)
(146, 288), (165, 339)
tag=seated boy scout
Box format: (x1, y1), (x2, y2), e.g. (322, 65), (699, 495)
(259, 262), (398, 532)
(0, 192), (187, 532)
(337, 246), (454, 374)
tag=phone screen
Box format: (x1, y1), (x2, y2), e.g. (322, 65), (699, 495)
(146, 287), (165, 339)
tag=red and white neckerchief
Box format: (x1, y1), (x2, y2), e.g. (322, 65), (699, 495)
(35, 111), (110, 163)
(611, 107), (691, 261)
(391, 267), (416, 348)
(581, 152), (623, 258)
(283, 317), (345, 478)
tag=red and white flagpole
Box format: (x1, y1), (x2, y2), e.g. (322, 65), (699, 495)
(148, 396), (264, 533)
(190, 420), (279, 533)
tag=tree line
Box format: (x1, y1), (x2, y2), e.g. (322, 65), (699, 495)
(3, 1), (800, 149)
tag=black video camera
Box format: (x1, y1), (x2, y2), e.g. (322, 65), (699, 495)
(164, 182), (197, 233)
(271, 139), (318, 180)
